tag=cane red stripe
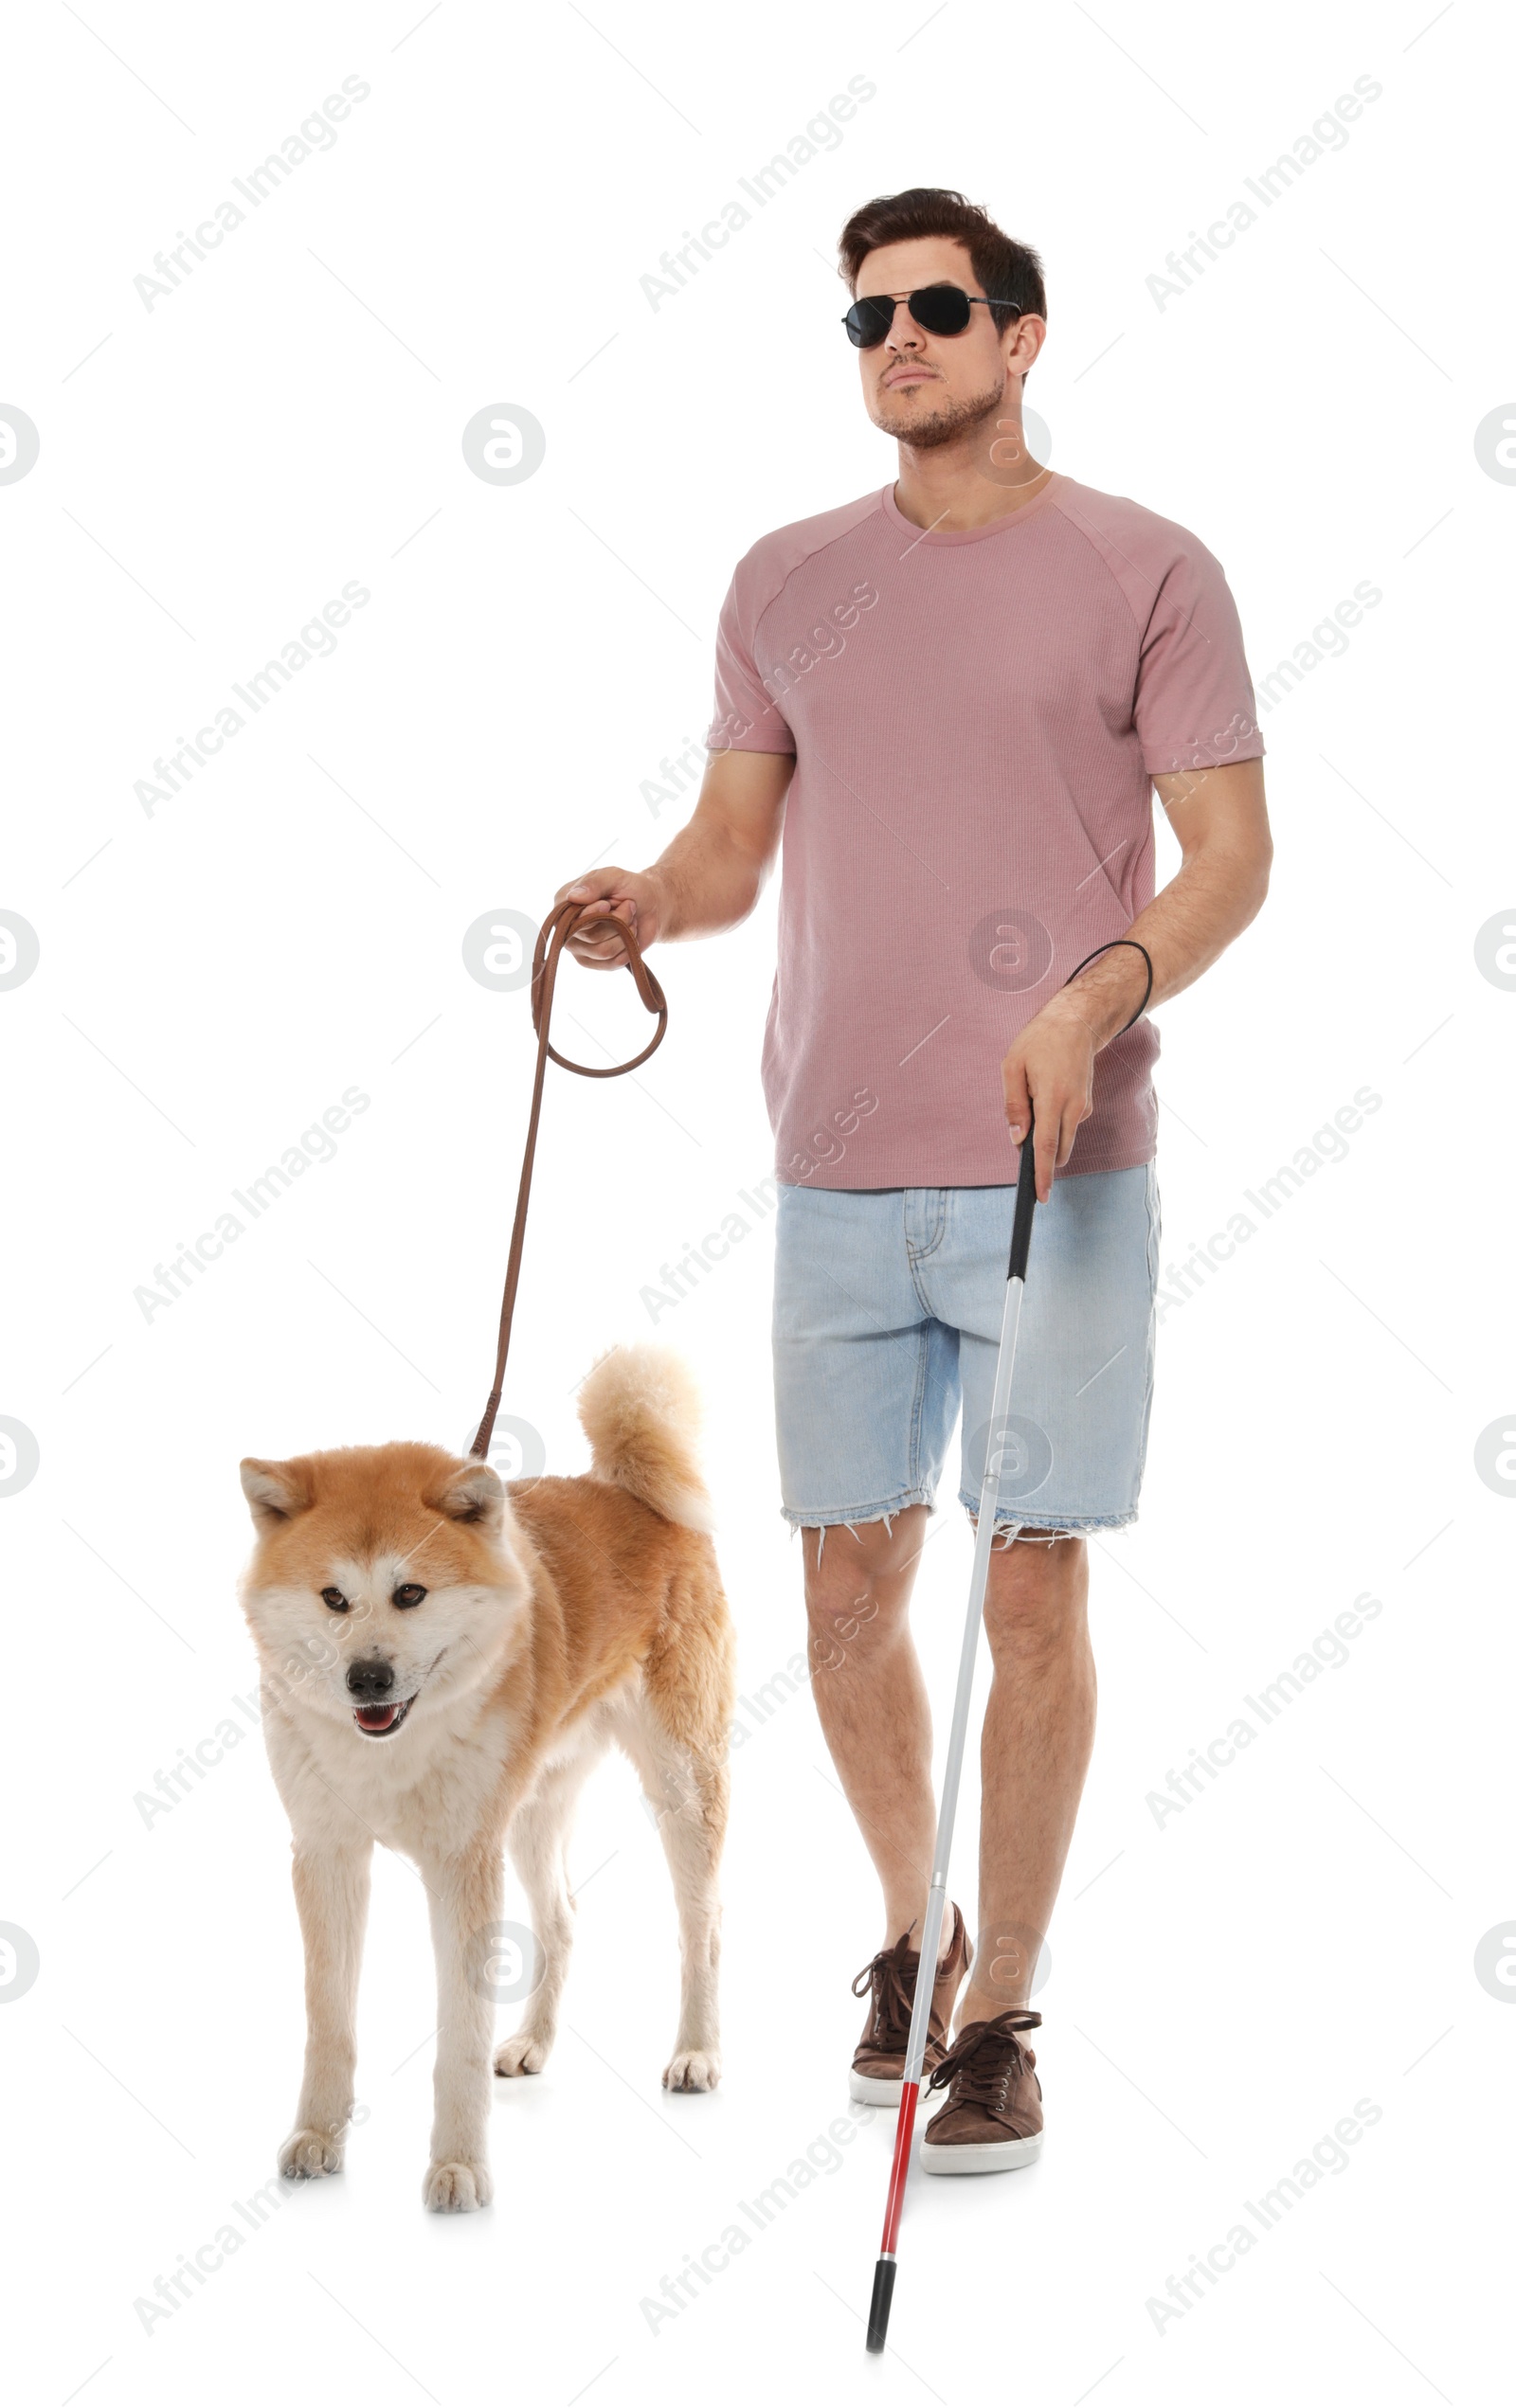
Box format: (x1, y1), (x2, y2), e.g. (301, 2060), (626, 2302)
(878, 2080), (920, 2255)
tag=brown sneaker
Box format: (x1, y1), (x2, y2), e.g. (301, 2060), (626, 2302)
(848, 1905), (972, 2107)
(919, 2007), (1043, 2173)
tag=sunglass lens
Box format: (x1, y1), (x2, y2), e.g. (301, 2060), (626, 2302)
(844, 297), (896, 348)
(909, 285), (973, 335)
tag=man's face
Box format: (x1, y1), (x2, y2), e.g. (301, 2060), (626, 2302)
(853, 236), (1039, 451)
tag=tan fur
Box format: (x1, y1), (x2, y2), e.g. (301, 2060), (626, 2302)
(577, 1340), (715, 1533)
(238, 1343), (733, 2213)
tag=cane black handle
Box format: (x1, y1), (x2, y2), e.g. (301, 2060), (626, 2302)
(1008, 1114), (1038, 1283)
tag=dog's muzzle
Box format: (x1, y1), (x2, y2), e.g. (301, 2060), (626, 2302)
(352, 1696), (413, 1738)
(347, 1659), (412, 1739)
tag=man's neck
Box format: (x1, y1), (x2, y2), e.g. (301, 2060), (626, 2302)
(892, 419), (1054, 533)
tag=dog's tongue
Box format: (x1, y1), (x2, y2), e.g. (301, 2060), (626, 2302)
(354, 1703), (398, 1732)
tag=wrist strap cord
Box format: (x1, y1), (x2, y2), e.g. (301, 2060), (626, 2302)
(1062, 936), (1154, 1033)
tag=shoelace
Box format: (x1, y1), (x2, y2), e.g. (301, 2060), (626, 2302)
(850, 1932), (923, 2048)
(926, 2007), (1042, 2105)
(851, 1915), (963, 2046)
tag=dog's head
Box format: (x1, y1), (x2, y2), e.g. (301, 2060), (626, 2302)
(237, 1442), (531, 1742)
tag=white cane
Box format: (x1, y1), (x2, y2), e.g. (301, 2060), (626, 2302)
(866, 1118), (1039, 2352)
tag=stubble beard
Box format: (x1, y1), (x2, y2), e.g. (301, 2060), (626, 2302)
(872, 368), (1007, 452)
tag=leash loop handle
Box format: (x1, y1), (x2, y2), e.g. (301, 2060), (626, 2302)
(471, 899), (668, 1461)
(531, 897), (668, 1074)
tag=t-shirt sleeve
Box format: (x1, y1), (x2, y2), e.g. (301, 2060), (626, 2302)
(1133, 537), (1265, 777)
(705, 563), (797, 756)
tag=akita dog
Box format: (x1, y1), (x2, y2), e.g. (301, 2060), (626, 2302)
(238, 1342), (733, 2212)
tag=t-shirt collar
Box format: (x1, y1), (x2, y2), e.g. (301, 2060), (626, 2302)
(880, 469), (1064, 547)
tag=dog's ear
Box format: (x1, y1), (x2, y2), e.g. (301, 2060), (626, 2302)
(425, 1459), (506, 1530)
(240, 1457), (313, 1530)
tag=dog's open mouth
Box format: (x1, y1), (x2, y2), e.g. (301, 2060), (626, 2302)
(352, 1698), (413, 1739)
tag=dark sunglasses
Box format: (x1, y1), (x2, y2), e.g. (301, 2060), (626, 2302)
(841, 282), (1021, 349)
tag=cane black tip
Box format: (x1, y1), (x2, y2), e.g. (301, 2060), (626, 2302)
(866, 2256), (896, 2353)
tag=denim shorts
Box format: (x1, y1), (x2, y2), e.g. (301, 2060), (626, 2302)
(771, 1167), (1160, 1539)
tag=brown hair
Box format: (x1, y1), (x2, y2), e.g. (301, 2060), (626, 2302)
(837, 187), (1046, 345)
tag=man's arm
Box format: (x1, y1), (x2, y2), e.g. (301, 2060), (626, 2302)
(1002, 756), (1272, 1200)
(554, 746), (795, 968)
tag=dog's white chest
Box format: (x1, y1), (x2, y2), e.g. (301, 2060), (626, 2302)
(272, 1697), (517, 1861)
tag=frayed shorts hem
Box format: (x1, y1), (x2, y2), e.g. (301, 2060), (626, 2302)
(958, 1493), (1138, 1538)
(780, 1484), (937, 1533)
(778, 1491), (1138, 1551)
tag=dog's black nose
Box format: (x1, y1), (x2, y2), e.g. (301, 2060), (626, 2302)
(347, 1659), (395, 1700)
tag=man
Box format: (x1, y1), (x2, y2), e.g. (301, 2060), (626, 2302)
(556, 187), (1271, 2173)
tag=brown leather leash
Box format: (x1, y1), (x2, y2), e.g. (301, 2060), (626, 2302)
(469, 897), (668, 1461)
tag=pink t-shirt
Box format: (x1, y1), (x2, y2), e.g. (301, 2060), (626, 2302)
(705, 472), (1264, 1188)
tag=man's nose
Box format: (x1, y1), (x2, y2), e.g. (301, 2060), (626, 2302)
(346, 1659), (395, 1700)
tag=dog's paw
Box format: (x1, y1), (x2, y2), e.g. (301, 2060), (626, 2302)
(662, 2048), (721, 2093)
(279, 2127), (345, 2180)
(422, 2157), (493, 2214)
(495, 2031), (551, 2077)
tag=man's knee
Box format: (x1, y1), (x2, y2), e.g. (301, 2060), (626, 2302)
(802, 1510), (924, 1650)
(982, 1534), (1087, 1660)
(802, 1508), (925, 1586)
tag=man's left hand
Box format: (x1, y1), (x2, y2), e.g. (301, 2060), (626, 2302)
(1002, 999), (1099, 1202)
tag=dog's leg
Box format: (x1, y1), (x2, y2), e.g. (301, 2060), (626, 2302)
(417, 1841), (503, 2212)
(495, 1742), (603, 2078)
(620, 1705), (729, 2093)
(279, 1838), (372, 2179)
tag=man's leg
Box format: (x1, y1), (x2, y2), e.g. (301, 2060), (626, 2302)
(803, 1505), (955, 1964)
(915, 1527), (1092, 2171)
(958, 1528), (1095, 2027)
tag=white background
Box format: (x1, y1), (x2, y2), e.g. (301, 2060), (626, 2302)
(3, 3), (1511, 2403)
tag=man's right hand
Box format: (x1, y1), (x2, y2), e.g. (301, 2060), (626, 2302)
(553, 867), (668, 969)
(551, 746), (791, 968)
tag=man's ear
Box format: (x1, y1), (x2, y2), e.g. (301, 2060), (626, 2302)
(240, 1457), (313, 1531)
(424, 1459), (506, 1530)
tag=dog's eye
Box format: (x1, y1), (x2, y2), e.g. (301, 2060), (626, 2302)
(392, 1583), (426, 1609)
(320, 1587), (350, 1613)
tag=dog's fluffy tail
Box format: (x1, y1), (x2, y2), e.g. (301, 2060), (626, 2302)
(577, 1343), (714, 1534)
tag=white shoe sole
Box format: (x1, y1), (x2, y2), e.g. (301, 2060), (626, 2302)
(849, 2069), (904, 2107)
(919, 2131), (1042, 2174)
